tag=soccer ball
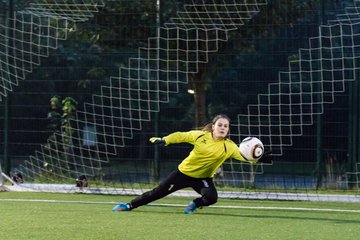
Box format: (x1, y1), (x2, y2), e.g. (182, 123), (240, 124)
(239, 137), (264, 161)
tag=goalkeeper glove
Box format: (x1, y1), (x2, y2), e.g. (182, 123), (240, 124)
(149, 137), (166, 147)
(257, 151), (273, 164)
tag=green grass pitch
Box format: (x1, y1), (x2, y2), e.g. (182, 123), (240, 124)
(1, 192), (360, 240)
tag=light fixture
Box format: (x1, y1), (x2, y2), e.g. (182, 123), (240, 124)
(187, 89), (195, 94)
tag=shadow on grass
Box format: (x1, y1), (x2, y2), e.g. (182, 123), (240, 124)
(133, 206), (360, 224)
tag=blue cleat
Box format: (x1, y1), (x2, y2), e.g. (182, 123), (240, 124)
(184, 201), (196, 214)
(112, 203), (132, 212)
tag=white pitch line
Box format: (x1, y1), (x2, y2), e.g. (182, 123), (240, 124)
(1, 198), (360, 213)
(0, 198), (117, 204)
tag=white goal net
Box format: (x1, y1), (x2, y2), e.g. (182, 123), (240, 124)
(1, 0), (360, 202)
(10, 0), (268, 188)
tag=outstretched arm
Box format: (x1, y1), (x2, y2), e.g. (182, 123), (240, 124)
(150, 130), (205, 146)
(149, 137), (166, 146)
(257, 151), (273, 164)
(232, 142), (273, 164)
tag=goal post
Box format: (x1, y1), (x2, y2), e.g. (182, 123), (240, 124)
(0, 160), (5, 191)
(0, 162), (3, 186)
(0, 160), (17, 189)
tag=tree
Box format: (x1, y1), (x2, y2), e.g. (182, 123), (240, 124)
(188, 0), (321, 126)
(27, 0), (338, 130)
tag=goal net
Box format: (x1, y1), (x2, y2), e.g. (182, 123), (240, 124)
(2, 0), (360, 202)
(0, 0), (105, 101)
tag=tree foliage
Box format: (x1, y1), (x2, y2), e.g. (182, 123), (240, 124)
(3, 0), (347, 158)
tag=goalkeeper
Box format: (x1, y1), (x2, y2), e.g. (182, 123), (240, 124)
(112, 114), (269, 214)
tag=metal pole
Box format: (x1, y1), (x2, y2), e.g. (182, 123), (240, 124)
(3, 97), (9, 174)
(356, 76), (360, 187)
(315, 0), (325, 189)
(2, 0), (13, 175)
(347, 62), (359, 188)
(153, 0), (161, 181)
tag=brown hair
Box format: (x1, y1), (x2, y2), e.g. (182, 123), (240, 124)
(201, 114), (231, 138)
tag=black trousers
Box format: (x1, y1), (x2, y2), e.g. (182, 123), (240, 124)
(130, 169), (218, 209)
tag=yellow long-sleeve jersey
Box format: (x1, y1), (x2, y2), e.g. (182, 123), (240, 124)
(163, 130), (247, 178)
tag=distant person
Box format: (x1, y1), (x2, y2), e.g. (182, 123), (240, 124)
(112, 114), (270, 214)
(76, 175), (88, 188)
(12, 173), (24, 184)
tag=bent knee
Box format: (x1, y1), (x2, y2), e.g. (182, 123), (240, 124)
(202, 189), (218, 206)
(205, 195), (218, 205)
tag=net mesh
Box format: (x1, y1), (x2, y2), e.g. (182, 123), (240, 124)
(0, 0), (105, 101)
(235, 2), (360, 155)
(1, 1), (359, 201)
(11, 0), (267, 184)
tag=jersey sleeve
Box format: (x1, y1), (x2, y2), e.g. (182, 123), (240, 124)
(163, 130), (205, 145)
(227, 140), (255, 163)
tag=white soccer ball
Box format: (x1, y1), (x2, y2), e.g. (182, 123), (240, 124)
(239, 137), (264, 161)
